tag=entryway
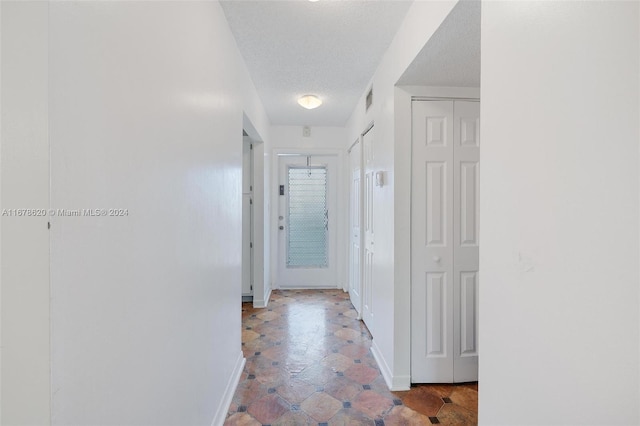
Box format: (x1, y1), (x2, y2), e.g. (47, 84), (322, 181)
(275, 154), (338, 288)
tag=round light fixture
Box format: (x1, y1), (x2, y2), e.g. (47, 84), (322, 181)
(297, 94), (322, 110)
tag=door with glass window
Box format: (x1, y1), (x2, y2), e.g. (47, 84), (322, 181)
(277, 155), (338, 288)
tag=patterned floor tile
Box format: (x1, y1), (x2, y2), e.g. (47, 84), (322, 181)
(300, 392), (342, 422)
(435, 402), (478, 425)
(247, 394), (288, 424)
(275, 378), (316, 405)
(224, 412), (261, 426)
(394, 386), (445, 417)
(384, 405), (433, 425)
(352, 390), (393, 419)
(449, 386), (478, 414)
(320, 353), (354, 373)
(225, 290), (478, 425)
(344, 364), (379, 385)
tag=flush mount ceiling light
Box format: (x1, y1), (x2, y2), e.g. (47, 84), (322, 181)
(297, 94), (322, 110)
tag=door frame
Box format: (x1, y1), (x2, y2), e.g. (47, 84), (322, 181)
(242, 136), (254, 300)
(385, 86), (480, 391)
(242, 114), (268, 308)
(270, 148), (345, 290)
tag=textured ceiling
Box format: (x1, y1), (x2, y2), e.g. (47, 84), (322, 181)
(397, 0), (480, 87)
(220, 0), (412, 126)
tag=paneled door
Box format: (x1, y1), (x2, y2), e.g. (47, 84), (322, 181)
(277, 155), (338, 288)
(349, 141), (363, 318)
(362, 126), (375, 330)
(411, 100), (479, 383)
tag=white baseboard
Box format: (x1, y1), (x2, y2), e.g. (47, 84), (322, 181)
(253, 286), (272, 308)
(370, 340), (411, 391)
(390, 374), (411, 391)
(370, 340), (393, 389)
(211, 351), (245, 426)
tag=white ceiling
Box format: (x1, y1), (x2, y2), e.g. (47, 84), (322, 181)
(220, 0), (412, 127)
(397, 0), (480, 87)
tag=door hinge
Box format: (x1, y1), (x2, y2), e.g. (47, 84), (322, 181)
(250, 185), (252, 191)
(47, 221), (51, 230)
(250, 144), (253, 150)
(250, 242), (253, 248)
(250, 198), (253, 205)
(250, 285), (253, 291)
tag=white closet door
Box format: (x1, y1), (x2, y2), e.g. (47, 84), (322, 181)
(411, 100), (479, 383)
(349, 142), (363, 317)
(452, 101), (479, 382)
(362, 126), (375, 331)
(411, 101), (455, 382)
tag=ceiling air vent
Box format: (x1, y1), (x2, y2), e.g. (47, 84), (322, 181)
(365, 86), (373, 112)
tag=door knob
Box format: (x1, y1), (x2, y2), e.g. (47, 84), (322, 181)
(433, 256), (441, 263)
(279, 226), (284, 230)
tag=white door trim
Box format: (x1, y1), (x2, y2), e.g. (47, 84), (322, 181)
(389, 86), (480, 391)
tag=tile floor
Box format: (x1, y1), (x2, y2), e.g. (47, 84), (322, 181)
(225, 290), (478, 425)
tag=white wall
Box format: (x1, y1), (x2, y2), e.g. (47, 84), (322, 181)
(270, 126), (347, 152)
(345, 0), (458, 390)
(480, 2), (639, 424)
(0, 2), (51, 423)
(43, 2), (268, 424)
(268, 126), (347, 290)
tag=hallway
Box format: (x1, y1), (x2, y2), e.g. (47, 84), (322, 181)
(226, 290), (478, 425)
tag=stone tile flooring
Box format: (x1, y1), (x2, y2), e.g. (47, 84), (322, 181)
(225, 290), (478, 425)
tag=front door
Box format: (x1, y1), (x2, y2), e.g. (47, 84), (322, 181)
(277, 155), (338, 288)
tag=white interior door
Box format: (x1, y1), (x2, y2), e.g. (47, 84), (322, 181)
(349, 142), (363, 318)
(276, 155), (338, 288)
(411, 100), (479, 383)
(242, 138), (253, 297)
(362, 127), (375, 329)
(452, 101), (480, 382)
